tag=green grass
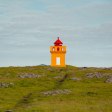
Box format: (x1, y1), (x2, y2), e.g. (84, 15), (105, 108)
(0, 65), (112, 112)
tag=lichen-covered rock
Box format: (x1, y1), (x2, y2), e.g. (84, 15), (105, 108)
(47, 67), (53, 71)
(54, 75), (63, 79)
(86, 72), (103, 78)
(0, 82), (14, 88)
(86, 73), (94, 78)
(105, 76), (112, 83)
(19, 73), (42, 78)
(5, 110), (13, 112)
(101, 67), (112, 70)
(41, 89), (71, 96)
(71, 77), (81, 81)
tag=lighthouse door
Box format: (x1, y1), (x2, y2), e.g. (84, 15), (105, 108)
(56, 57), (60, 65)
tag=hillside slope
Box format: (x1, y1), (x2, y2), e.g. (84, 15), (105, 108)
(0, 65), (112, 112)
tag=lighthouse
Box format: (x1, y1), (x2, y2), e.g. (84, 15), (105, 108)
(50, 37), (66, 67)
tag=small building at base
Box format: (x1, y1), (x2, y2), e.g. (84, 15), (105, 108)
(50, 37), (66, 67)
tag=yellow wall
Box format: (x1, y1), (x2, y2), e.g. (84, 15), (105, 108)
(50, 46), (66, 67)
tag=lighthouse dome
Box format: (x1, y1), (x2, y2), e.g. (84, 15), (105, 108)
(54, 37), (63, 46)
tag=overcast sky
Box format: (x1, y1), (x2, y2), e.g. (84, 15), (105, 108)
(0, 0), (112, 67)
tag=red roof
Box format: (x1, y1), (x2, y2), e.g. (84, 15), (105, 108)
(54, 37), (63, 46)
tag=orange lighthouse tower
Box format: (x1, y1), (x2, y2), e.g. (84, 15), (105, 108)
(50, 37), (66, 67)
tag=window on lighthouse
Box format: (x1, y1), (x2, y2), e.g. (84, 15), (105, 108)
(56, 57), (60, 65)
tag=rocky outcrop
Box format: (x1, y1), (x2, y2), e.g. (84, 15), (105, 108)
(5, 110), (13, 112)
(41, 89), (71, 96)
(105, 76), (112, 83)
(86, 72), (103, 78)
(19, 73), (42, 78)
(0, 82), (14, 88)
(99, 67), (112, 70)
(71, 77), (81, 81)
(54, 75), (63, 79)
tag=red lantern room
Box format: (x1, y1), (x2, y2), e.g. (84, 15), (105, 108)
(54, 37), (63, 46)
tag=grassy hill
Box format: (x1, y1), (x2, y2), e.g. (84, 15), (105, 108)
(0, 65), (112, 112)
